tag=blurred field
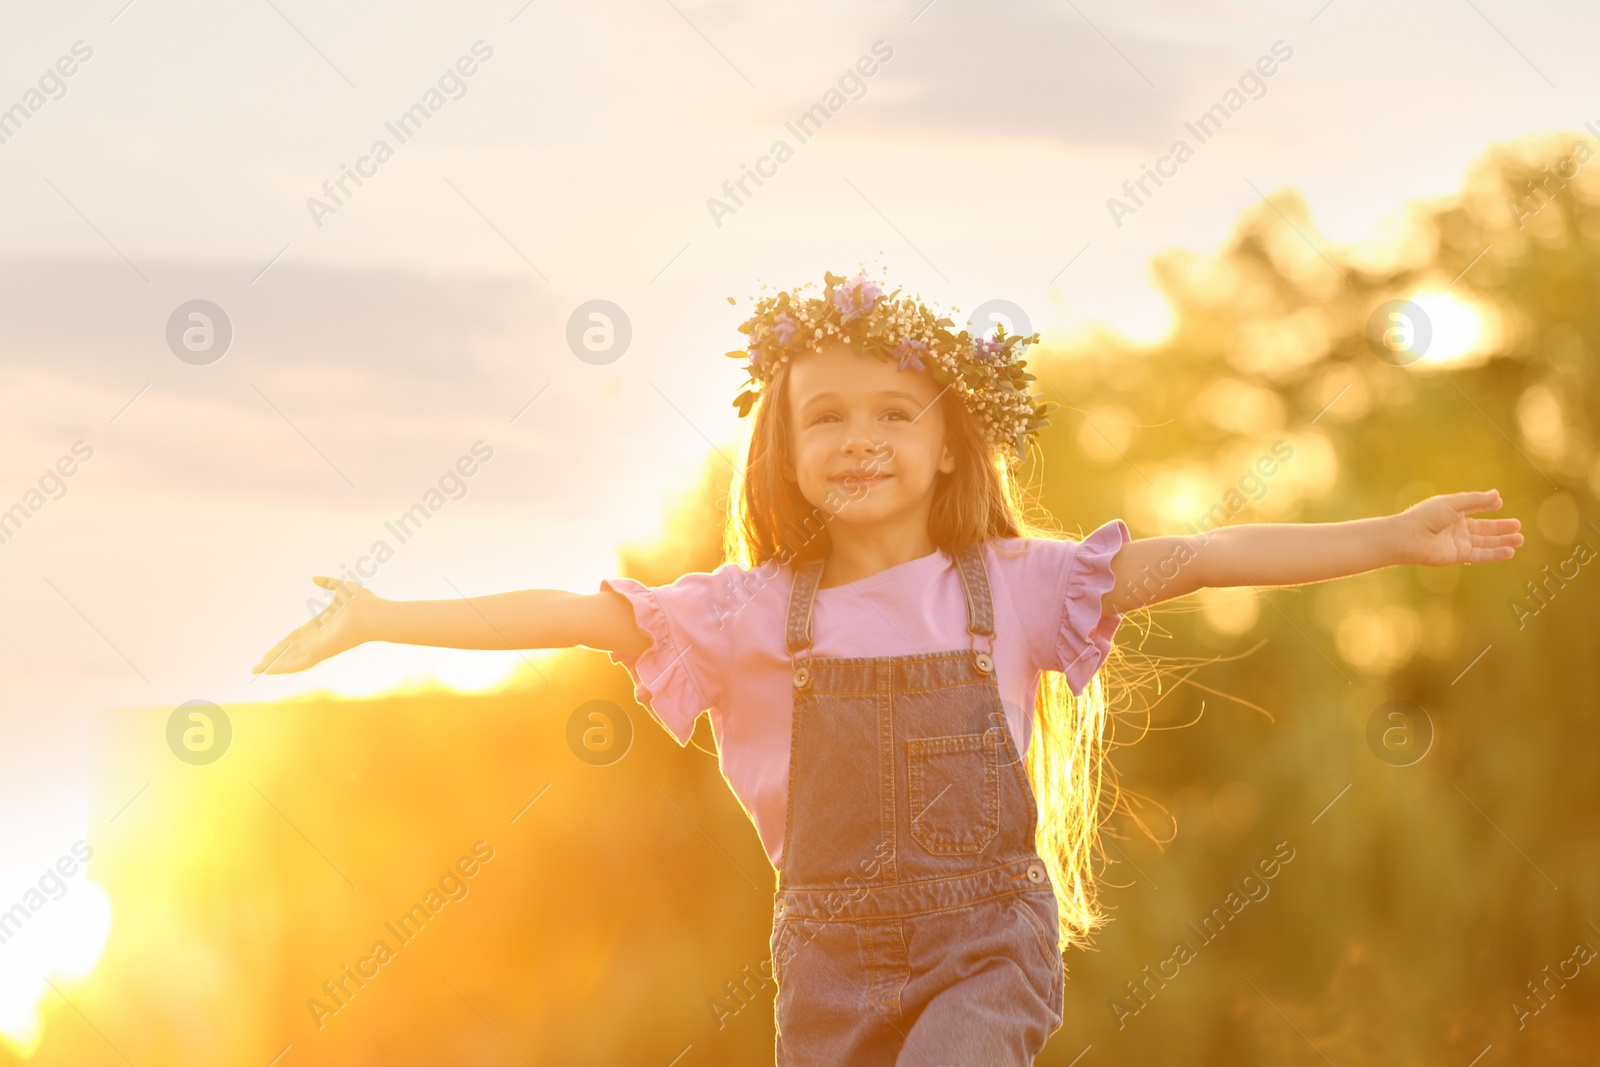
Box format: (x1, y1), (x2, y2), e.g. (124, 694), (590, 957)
(26, 664), (781, 1067)
(8, 131), (1600, 1065)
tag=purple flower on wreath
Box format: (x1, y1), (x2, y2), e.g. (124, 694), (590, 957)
(971, 337), (1006, 362)
(892, 337), (927, 372)
(832, 272), (884, 322)
(772, 311), (797, 345)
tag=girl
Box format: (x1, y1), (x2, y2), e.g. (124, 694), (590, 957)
(253, 270), (1522, 1065)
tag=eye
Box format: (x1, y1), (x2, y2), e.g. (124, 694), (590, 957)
(808, 411), (841, 426)
(882, 408), (912, 421)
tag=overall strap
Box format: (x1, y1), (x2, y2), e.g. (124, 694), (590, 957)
(785, 559), (828, 656)
(951, 541), (995, 638)
(783, 543), (996, 657)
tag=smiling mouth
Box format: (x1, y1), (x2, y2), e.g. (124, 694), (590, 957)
(831, 470), (892, 487)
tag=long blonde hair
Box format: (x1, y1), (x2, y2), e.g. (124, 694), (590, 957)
(723, 353), (1130, 951)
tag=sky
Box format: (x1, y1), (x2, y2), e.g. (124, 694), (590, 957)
(1, 0), (1595, 723)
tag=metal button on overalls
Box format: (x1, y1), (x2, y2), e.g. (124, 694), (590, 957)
(770, 542), (1065, 1066)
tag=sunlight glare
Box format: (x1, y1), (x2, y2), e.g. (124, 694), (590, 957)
(1407, 289), (1495, 367)
(0, 879), (113, 1054)
(1094, 285), (1176, 347)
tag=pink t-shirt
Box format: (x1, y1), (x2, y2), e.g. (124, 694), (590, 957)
(601, 519), (1131, 870)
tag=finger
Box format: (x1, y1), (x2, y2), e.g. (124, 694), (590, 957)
(253, 634), (293, 671)
(314, 574), (359, 608)
(1466, 518), (1520, 535)
(324, 575), (363, 607)
(270, 635), (315, 673)
(265, 619), (317, 662)
(255, 640), (297, 674)
(262, 654), (298, 675)
(1449, 489), (1503, 514)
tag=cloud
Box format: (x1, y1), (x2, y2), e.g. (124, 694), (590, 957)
(857, 0), (1245, 150)
(0, 259), (605, 505)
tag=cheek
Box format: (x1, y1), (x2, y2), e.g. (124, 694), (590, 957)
(898, 425), (945, 466)
(791, 437), (829, 477)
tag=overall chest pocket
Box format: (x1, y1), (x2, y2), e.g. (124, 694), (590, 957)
(906, 730), (1001, 855)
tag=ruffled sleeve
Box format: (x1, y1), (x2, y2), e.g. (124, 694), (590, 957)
(1055, 518), (1132, 695)
(600, 574), (723, 747)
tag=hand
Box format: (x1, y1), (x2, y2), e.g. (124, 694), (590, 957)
(1397, 489), (1523, 567)
(252, 575), (377, 675)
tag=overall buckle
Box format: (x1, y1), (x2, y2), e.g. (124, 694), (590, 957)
(791, 653), (814, 691)
(969, 630), (995, 675)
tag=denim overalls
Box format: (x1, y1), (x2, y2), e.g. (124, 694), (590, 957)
(770, 542), (1065, 1066)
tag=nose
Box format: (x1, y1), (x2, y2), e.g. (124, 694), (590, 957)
(841, 432), (885, 460)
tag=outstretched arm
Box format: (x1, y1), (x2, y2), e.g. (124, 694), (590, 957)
(252, 579), (649, 675)
(1100, 489), (1522, 616)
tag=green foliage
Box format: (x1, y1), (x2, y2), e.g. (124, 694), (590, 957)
(1020, 131), (1600, 1063)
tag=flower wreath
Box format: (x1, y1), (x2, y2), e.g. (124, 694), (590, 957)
(726, 270), (1054, 458)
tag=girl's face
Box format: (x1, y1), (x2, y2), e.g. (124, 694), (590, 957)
(783, 339), (956, 528)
